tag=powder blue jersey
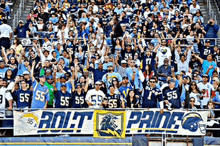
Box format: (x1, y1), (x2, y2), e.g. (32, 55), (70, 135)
(31, 80), (50, 109)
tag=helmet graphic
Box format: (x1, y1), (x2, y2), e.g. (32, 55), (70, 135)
(181, 112), (206, 134)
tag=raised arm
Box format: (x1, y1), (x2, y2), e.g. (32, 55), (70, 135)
(31, 60), (36, 82)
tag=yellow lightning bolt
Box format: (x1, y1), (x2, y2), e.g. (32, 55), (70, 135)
(99, 129), (121, 138)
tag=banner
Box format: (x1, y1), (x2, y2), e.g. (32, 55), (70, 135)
(14, 110), (94, 136)
(13, 109), (209, 136)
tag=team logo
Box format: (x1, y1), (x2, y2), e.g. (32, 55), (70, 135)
(161, 48), (167, 54)
(94, 110), (126, 138)
(181, 112), (206, 134)
(17, 113), (39, 133)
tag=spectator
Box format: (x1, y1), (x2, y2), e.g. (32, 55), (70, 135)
(0, 19), (12, 50)
(157, 58), (172, 83)
(54, 84), (71, 108)
(198, 74), (214, 108)
(142, 77), (164, 113)
(103, 85), (125, 108)
(30, 61), (50, 109)
(205, 18), (219, 45)
(85, 81), (106, 108)
(126, 90), (139, 108)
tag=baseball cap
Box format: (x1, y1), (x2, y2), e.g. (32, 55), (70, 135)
(47, 75), (53, 80)
(19, 20), (23, 23)
(60, 76), (67, 80)
(206, 39), (210, 43)
(202, 74), (209, 78)
(76, 83), (82, 88)
(23, 71), (30, 75)
(39, 75), (45, 78)
(121, 60), (126, 64)
(122, 76), (129, 80)
(61, 84), (66, 87)
(168, 78), (175, 84)
(175, 71), (180, 75)
(46, 68), (52, 73)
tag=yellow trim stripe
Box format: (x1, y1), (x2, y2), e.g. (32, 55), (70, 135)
(0, 143), (132, 145)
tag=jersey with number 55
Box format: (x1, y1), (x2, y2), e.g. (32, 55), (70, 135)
(71, 91), (88, 108)
(142, 86), (163, 108)
(54, 91), (72, 108)
(164, 88), (181, 108)
(14, 89), (32, 108)
(31, 80), (50, 109)
(85, 89), (105, 108)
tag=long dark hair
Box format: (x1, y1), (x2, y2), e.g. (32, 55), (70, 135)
(144, 64), (153, 76)
(189, 81), (201, 94)
(126, 90), (138, 108)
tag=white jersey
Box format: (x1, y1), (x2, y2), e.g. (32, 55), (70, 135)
(85, 89), (105, 108)
(198, 82), (214, 106)
(0, 87), (13, 118)
(156, 47), (171, 67)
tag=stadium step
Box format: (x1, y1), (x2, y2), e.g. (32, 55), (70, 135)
(9, 0), (34, 29)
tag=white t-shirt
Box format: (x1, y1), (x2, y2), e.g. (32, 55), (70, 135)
(86, 89), (105, 108)
(198, 82), (214, 106)
(0, 24), (12, 38)
(189, 92), (201, 106)
(0, 87), (13, 118)
(156, 47), (172, 67)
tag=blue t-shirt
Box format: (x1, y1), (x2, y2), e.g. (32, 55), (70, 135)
(31, 80), (50, 109)
(202, 60), (217, 77)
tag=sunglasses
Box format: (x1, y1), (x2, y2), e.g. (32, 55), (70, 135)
(150, 81), (156, 83)
(191, 84), (196, 86)
(95, 84), (102, 86)
(190, 100), (195, 102)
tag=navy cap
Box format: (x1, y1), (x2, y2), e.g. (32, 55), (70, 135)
(76, 83), (82, 88)
(168, 78), (175, 84)
(91, 55), (96, 59)
(47, 75), (53, 79)
(60, 76), (67, 80)
(39, 75), (45, 78)
(206, 39), (210, 43)
(122, 76), (129, 80)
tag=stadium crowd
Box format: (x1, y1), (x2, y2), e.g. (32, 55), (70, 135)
(0, 0), (219, 126)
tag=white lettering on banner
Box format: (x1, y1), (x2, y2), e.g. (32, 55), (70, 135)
(13, 109), (209, 136)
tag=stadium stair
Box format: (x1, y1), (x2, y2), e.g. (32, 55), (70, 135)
(199, 1), (220, 45)
(8, 0), (34, 27)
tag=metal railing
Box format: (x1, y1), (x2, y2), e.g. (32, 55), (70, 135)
(12, 0), (26, 30)
(207, 0), (218, 24)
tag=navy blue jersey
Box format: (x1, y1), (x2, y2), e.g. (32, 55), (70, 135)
(141, 54), (156, 71)
(71, 91), (88, 108)
(164, 88), (181, 109)
(104, 94), (122, 108)
(54, 91), (72, 108)
(142, 86), (163, 108)
(14, 89), (32, 108)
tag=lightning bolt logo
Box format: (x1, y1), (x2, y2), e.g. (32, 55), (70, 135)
(98, 129), (121, 138)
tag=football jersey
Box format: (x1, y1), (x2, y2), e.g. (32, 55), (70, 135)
(156, 47), (171, 67)
(31, 80), (50, 109)
(142, 86), (163, 108)
(85, 89), (105, 108)
(141, 54), (156, 71)
(71, 91), (88, 108)
(198, 82), (214, 106)
(0, 87), (13, 118)
(164, 88), (181, 109)
(14, 89), (32, 108)
(54, 91), (72, 108)
(104, 93), (122, 108)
